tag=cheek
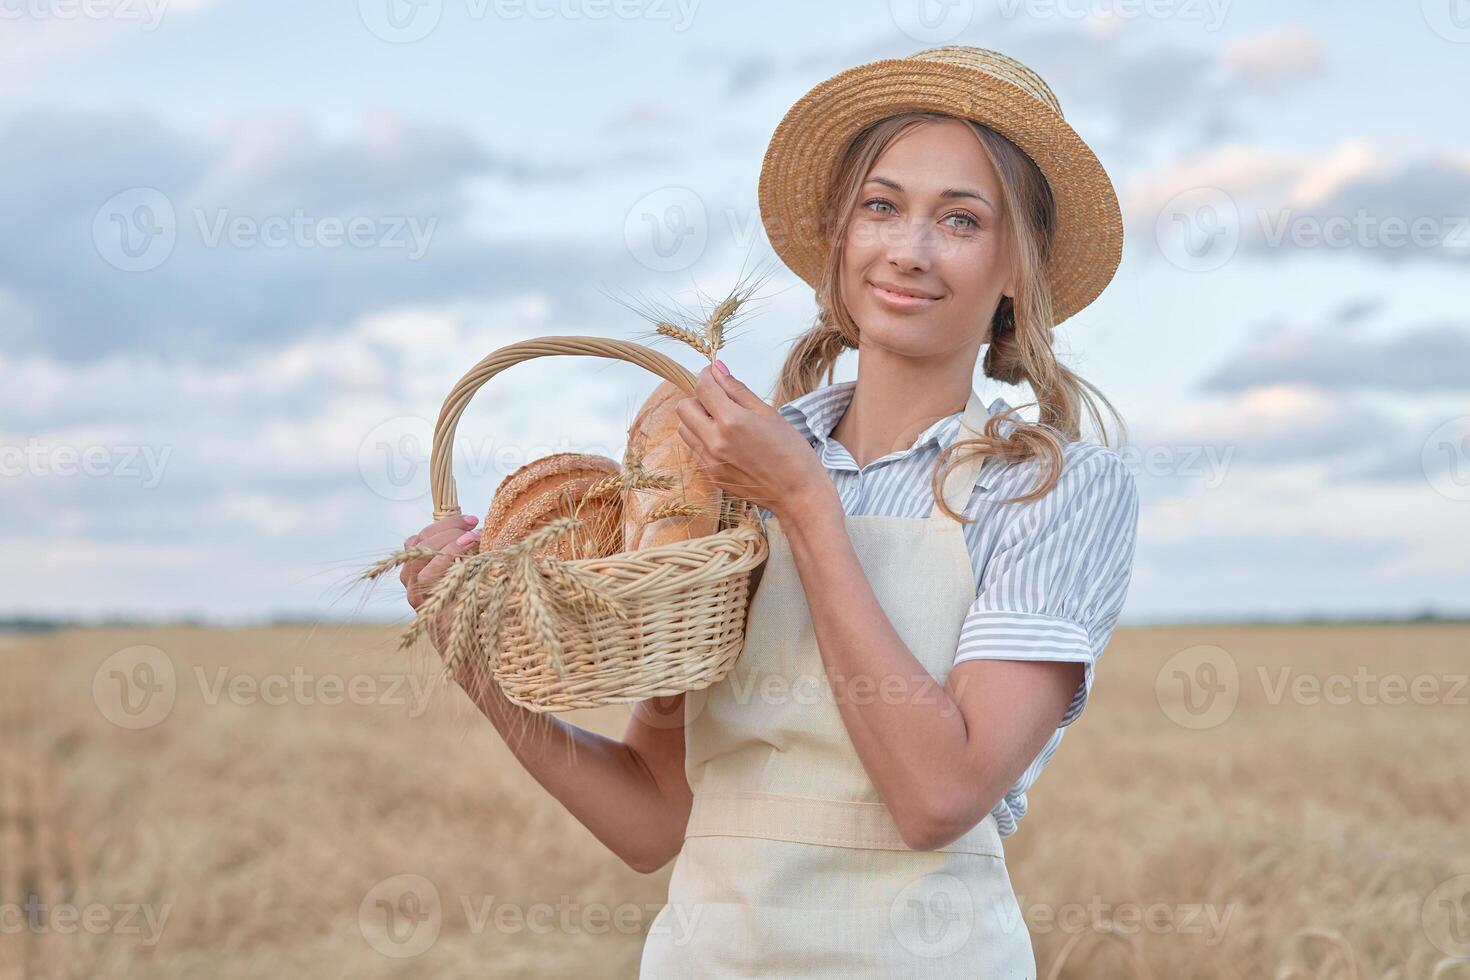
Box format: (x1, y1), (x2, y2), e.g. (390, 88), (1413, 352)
(941, 240), (1007, 301)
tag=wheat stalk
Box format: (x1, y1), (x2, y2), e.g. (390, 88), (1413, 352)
(654, 322), (711, 357)
(651, 277), (757, 364)
(362, 515), (628, 685)
(642, 501), (707, 524)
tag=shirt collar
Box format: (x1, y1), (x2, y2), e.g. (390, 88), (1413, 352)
(778, 380), (1013, 485)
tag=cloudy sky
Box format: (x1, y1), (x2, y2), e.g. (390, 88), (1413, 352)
(2, 0), (1467, 624)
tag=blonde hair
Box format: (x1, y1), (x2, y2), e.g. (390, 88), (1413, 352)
(770, 112), (1127, 515)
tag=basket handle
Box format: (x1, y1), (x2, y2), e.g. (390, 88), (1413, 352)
(430, 335), (702, 519)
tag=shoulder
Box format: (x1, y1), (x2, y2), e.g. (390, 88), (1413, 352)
(985, 437), (1136, 506)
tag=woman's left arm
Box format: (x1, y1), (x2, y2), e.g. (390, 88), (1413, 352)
(676, 363), (1139, 851)
(775, 496), (1084, 850)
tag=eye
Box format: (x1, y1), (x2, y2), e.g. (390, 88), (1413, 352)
(944, 212), (980, 232)
(862, 197), (896, 215)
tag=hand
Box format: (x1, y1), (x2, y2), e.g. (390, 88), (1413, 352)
(401, 513), (481, 610)
(401, 513), (484, 667)
(673, 361), (832, 520)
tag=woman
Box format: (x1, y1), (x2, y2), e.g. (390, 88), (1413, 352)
(402, 46), (1138, 978)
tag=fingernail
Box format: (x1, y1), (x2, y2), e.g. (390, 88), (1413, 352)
(715, 360), (730, 376)
(463, 515), (478, 525)
(456, 531), (477, 545)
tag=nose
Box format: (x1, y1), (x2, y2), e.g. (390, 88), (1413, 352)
(879, 214), (938, 274)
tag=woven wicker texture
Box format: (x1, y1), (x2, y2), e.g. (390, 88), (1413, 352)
(426, 336), (769, 713)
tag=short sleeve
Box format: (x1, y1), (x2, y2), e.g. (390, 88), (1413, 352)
(953, 449), (1139, 728)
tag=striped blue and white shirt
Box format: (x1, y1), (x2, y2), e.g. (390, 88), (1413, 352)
(758, 380), (1139, 838)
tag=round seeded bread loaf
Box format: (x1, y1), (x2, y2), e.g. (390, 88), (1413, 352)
(481, 452), (624, 561)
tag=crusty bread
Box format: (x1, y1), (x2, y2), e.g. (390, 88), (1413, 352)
(481, 453), (623, 561)
(623, 381), (719, 550)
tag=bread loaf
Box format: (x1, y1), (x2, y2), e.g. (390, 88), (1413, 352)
(481, 453), (623, 561)
(623, 381), (719, 550)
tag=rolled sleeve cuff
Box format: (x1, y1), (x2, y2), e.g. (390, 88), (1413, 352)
(955, 611), (1096, 728)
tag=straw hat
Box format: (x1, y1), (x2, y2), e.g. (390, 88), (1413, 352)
(757, 45), (1123, 328)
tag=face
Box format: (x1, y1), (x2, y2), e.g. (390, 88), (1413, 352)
(839, 118), (1016, 359)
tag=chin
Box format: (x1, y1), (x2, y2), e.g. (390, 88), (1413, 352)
(856, 312), (947, 357)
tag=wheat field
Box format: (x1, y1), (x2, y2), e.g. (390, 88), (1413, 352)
(1, 622), (1466, 979)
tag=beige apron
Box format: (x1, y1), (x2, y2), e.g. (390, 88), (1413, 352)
(639, 389), (1036, 979)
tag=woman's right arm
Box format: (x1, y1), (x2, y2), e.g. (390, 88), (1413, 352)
(402, 514), (692, 873)
(471, 686), (692, 874)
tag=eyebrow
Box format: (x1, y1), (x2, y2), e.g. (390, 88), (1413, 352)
(863, 175), (995, 210)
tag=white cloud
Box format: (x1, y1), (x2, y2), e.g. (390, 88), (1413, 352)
(1125, 140), (1470, 264)
(1221, 25), (1327, 82)
(0, 0), (218, 92)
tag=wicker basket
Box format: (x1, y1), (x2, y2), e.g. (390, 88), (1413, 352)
(427, 335), (769, 713)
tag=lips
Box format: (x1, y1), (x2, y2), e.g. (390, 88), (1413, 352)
(868, 280), (940, 300)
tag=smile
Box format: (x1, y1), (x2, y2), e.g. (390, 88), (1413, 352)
(869, 280), (941, 310)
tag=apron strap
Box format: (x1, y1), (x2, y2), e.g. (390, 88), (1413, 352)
(930, 389), (994, 519)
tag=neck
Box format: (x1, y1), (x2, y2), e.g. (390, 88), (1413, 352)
(829, 348), (975, 469)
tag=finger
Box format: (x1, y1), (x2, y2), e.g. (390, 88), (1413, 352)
(405, 522), (479, 600)
(411, 527), (480, 605)
(403, 524), (465, 590)
(676, 420), (710, 457)
(403, 515), (477, 587)
(694, 365), (738, 423)
(674, 395), (719, 448)
(407, 513), (476, 551)
(710, 360), (767, 411)
(676, 422), (718, 479)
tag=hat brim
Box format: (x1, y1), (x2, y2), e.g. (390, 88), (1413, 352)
(758, 58), (1123, 328)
